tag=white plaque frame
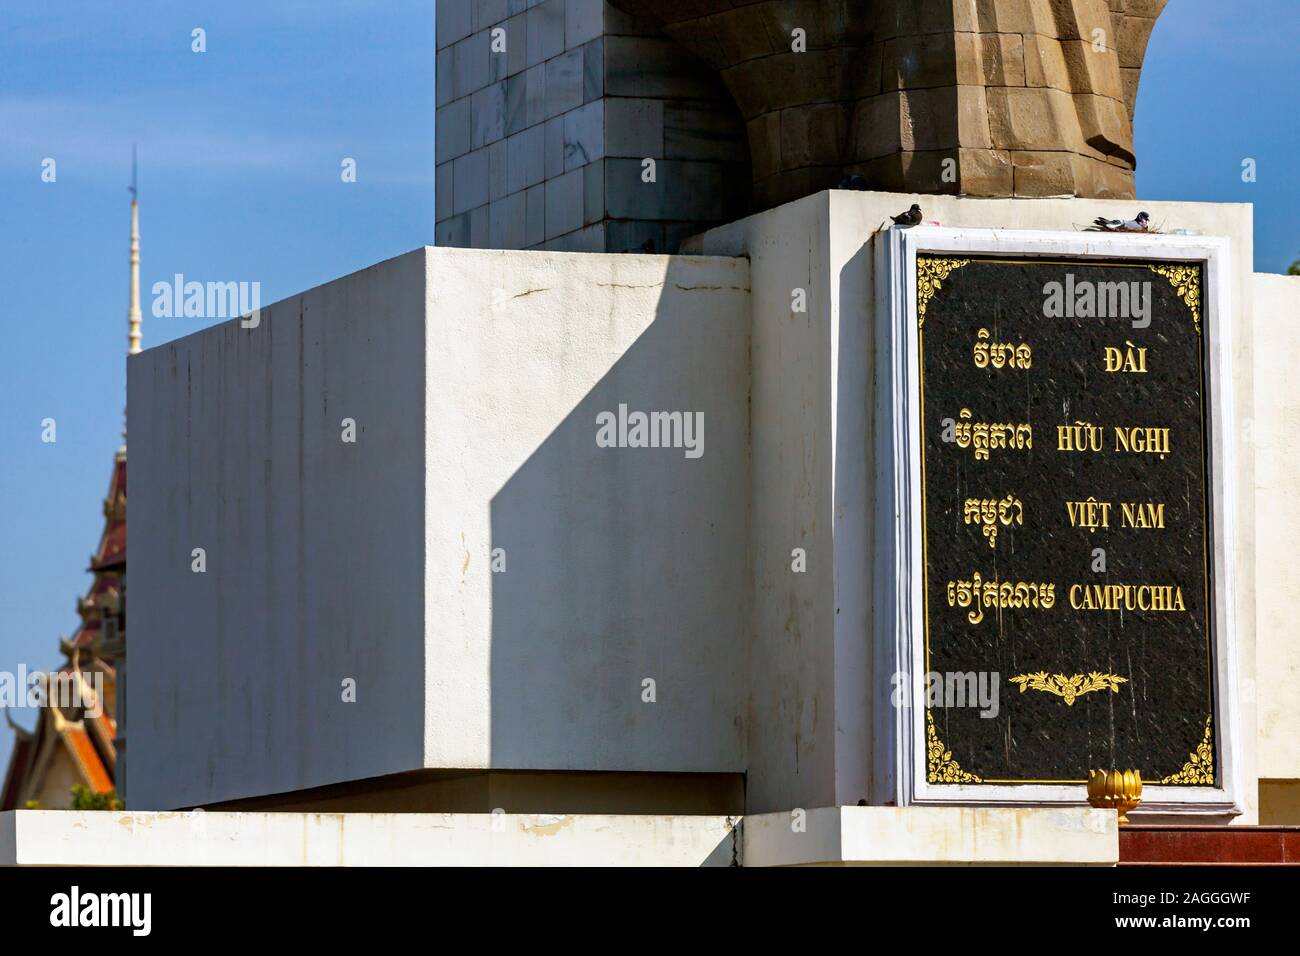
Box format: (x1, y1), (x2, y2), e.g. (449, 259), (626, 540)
(872, 226), (1242, 817)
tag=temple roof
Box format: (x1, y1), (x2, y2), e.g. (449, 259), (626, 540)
(1, 451), (124, 809)
(0, 726), (35, 810)
(67, 449), (127, 653)
(90, 449), (126, 571)
(0, 671), (116, 809)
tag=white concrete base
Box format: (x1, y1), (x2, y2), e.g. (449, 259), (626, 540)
(742, 806), (1117, 866)
(128, 248), (752, 811)
(0, 810), (738, 867)
(0, 806), (1116, 866)
(125, 194), (1277, 824)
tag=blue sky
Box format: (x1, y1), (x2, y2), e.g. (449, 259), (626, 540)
(0, 0), (437, 762)
(0, 0), (1295, 764)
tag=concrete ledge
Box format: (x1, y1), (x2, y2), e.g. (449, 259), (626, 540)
(0, 811), (738, 867)
(2, 807), (1116, 866)
(742, 807), (1118, 866)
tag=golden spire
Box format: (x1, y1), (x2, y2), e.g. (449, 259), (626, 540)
(128, 147), (141, 356)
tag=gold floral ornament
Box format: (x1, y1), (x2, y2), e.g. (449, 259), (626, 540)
(1160, 716), (1215, 785)
(1149, 262), (1202, 334)
(926, 711), (981, 783)
(1009, 671), (1128, 706)
(916, 257), (970, 328)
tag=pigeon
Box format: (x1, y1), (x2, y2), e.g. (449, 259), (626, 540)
(836, 173), (868, 191)
(1092, 211), (1151, 232)
(891, 203), (923, 226)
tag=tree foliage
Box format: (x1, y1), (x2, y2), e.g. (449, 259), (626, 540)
(69, 785), (123, 811)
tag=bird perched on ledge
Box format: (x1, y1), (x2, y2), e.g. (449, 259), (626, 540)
(1093, 211), (1151, 232)
(891, 203), (923, 227)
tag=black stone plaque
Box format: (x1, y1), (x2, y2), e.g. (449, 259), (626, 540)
(916, 254), (1217, 787)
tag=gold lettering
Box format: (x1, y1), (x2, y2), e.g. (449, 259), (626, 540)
(1058, 421), (1104, 453)
(1068, 583), (1187, 613)
(948, 572), (1055, 624)
(963, 494), (1024, 548)
(1104, 340), (1148, 373)
(1065, 496), (1111, 532)
(973, 328), (989, 368)
(1114, 425), (1171, 457)
(953, 411), (1031, 462)
(1120, 501), (1165, 529)
(973, 328), (1032, 369)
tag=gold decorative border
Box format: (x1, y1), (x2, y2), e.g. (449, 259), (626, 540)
(1159, 716), (1215, 785)
(926, 711), (982, 783)
(1149, 262), (1202, 335)
(916, 256), (1217, 787)
(1008, 672), (1128, 706)
(916, 256), (970, 328)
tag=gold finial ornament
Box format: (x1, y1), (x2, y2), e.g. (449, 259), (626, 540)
(1087, 769), (1143, 825)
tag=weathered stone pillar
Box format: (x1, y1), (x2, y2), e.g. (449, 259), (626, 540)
(611, 0), (1166, 203)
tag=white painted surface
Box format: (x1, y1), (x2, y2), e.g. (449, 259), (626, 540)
(690, 191), (1258, 822)
(0, 807), (1111, 866)
(129, 251), (430, 811)
(0, 810), (737, 867)
(1252, 273), (1300, 780)
(742, 805), (1117, 866)
(421, 249), (751, 773)
(129, 247), (751, 809)
(699, 196), (846, 814)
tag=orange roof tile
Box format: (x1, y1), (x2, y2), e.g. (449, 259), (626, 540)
(62, 726), (113, 794)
